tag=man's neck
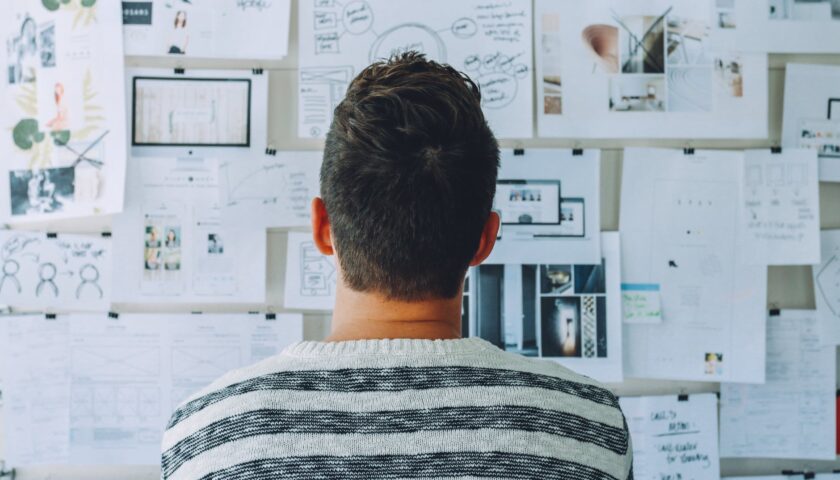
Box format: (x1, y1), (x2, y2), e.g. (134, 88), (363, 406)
(326, 284), (463, 342)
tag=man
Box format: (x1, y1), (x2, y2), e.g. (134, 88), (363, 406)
(161, 52), (633, 480)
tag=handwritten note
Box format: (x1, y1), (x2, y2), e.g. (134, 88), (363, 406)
(739, 148), (821, 265)
(620, 394), (720, 480)
(621, 283), (662, 324)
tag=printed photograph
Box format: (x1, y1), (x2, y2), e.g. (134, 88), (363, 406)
(582, 24), (618, 74)
(574, 260), (606, 294)
(207, 233), (224, 254)
(163, 226), (182, 271)
(769, 0), (840, 20)
(540, 296), (582, 357)
(474, 265), (539, 357)
(799, 120), (840, 158)
(715, 55), (744, 99)
(665, 14), (710, 67)
(144, 224), (162, 271)
(668, 67), (712, 112)
(609, 75), (666, 112)
(540, 265), (573, 295)
(541, 13), (564, 114)
(704, 352), (724, 375)
(167, 10), (189, 55)
(618, 14), (666, 74)
(9, 167), (75, 216)
(6, 14), (38, 84)
(716, 0), (737, 28)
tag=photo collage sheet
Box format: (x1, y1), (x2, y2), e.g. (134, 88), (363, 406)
(0, 0), (838, 476)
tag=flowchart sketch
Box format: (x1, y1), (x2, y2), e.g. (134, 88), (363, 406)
(298, 0), (534, 139)
(284, 232), (337, 311)
(220, 151), (322, 228)
(0, 230), (111, 311)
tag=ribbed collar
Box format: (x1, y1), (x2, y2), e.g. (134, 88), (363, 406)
(282, 337), (497, 357)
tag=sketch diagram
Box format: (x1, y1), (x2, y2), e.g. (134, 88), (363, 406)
(72, 346), (161, 379)
(219, 151), (322, 228)
(172, 346), (241, 379)
(299, 0), (534, 139)
(285, 232), (337, 310)
(817, 254), (840, 317)
(0, 231), (111, 309)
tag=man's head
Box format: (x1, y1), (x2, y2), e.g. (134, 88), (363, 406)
(313, 52), (500, 301)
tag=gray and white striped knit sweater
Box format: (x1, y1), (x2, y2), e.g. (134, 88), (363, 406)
(161, 337), (633, 480)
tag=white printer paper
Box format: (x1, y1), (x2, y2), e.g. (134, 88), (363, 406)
(0, 230), (111, 311)
(739, 148), (821, 266)
(112, 157), (266, 304)
(620, 394), (721, 480)
(814, 229), (840, 345)
(621, 148), (767, 383)
(219, 151), (322, 228)
(284, 231), (337, 311)
(487, 149), (601, 265)
(298, 0), (534, 139)
(720, 310), (837, 460)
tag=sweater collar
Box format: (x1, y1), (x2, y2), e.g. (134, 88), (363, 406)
(282, 337), (496, 357)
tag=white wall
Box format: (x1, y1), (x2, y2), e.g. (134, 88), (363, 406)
(3, 1), (840, 478)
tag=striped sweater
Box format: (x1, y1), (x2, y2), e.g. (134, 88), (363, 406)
(161, 337), (633, 480)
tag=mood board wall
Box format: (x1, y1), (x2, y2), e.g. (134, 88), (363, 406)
(3, 0), (840, 479)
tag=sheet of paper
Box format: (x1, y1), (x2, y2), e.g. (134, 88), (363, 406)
(298, 0), (534, 139)
(0, 1), (128, 223)
(738, 148), (821, 265)
(0, 313), (304, 466)
(782, 64), (840, 182)
(123, 0), (291, 60)
(219, 151), (322, 228)
(126, 68), (269, 160)
(467, 232), (623, 383)
(720, 310), (837, 460)
(621, 283), (662, 324)
(621, 148), (768, 383)
(0, 314), (71, 466)
(487, 149), (601, 265)
(0, 231), (111, 311)
(713, 0), (840, 53)
(621, 394), (720, 480)
(112, 157), (266, 304)
(814, 229), (840, 345)
(535, 0), (768, 139)
(284, 231), (337, 311)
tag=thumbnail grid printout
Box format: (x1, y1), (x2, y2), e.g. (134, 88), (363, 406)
(123, 0), (292, 60)
(0, 0), (128, 223)
(535, 0), (768, 139)
(298, 0), (534, 139)
(112, 157), (266, 305)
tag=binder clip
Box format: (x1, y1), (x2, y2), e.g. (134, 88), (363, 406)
(46, 232), (58, 239)
(683, 147), (695, 155)
(266, 313), (277, 321)
(174, 67), (185, 75)
(771, 146), (783, 154)
(513, 148), (525, 156)
(265, 146), (278, 156)
(101, 231), (112, 238)
(45, 313), (57, 320)
(572, 148), (584, 156)
(252, 68), (264, 75)
(108, 312), (120, 319)
(677, 393), (689, 402)
(0, 461), (16, 480)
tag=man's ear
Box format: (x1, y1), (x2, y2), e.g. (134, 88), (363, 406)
(469, 211), (500, 267)
(311, 197), (334, 256)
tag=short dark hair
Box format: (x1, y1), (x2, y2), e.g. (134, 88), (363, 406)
(322, 52), (499, 301)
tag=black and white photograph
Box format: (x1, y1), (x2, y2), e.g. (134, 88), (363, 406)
(540, 296), (582, 357)
(9, 167), (74, 216)
(207, 233), (224, 254)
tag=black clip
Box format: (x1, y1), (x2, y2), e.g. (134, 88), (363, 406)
(683, 148), (695, 155)
(101, 232), (112, 238)
(265, 147), (278, 156)
(771, 146), (783, 154)
(513, 148), (525, 156)
(803, 473), (815, 479)
(45, 313), (57, 320)
(782, 470), (804, 477)
(677, 393), (689, 402)
(266, 313), (277, 320)
(252, 68), (264, 75)
(46, 232), (58, 239)
(191, 311), (203, 315)
(108, 312), (119, 319)
(572, 148), (584, 156)
(174, 67), (185, 75)
(769, 308), (781, 316)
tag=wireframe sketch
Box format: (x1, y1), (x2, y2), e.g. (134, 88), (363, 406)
(300, 241), (336, 297)
(299, 0), (534, 138)
(0, 231), (111, 309)
(817, 255), (840, 316)
(769, 0), (840, 20)
(2, 2), (127, 223)
(132, 77), (251, 146)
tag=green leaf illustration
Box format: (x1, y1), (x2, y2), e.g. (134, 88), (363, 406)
(42, 0), (61, 11)
(13, 119), (45, 150)
(81, 0), (96, 6)
(51, 130), (71, 146)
